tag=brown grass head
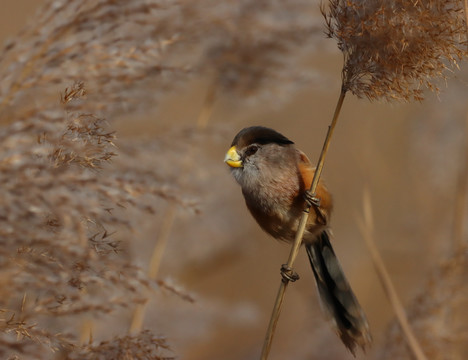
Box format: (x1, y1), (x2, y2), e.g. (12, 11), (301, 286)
(65, 330), (174, 360)
(0, 78), (194, 357)
(198, 0), (322, 102)
(323, 0), (468, 101)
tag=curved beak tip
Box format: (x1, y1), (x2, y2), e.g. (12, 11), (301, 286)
(224, 146), (243, 168)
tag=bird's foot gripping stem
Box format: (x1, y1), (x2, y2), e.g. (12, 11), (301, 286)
(304, 190), (327, 225)
(304, 190), (321, 208)
(280, 264), (300, 283)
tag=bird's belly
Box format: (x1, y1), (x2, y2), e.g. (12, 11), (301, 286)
(245, 200), (299, 242)
(246, 198), (326, 243)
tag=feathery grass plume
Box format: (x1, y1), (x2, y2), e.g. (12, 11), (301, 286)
(198, 0), (321, 102)
(379, 250), (468, 360)
(323, 0), (468, 101)
(0, 0), (192, 121)
(66, 330), (174, 360)
(0, 81), (195, 358)
(193, 0), (324, 127)
(0, 0), (325, 126)
(185, 0), (322, 127)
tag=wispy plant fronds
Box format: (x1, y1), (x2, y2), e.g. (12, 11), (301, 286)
(0, 0), (191, 120)
(197, 0), (322, 102)
(66, 330), (174, 360)
(379, 251), (468, 360)
(323, 0), (468, 101)
(0, 82), (191, 357)
(0, 0), (324, 126)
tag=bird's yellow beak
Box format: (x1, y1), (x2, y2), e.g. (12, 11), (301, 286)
(224, 146), (243, 168)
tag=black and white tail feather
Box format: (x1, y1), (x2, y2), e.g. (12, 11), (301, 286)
(305, 230), (371, 356)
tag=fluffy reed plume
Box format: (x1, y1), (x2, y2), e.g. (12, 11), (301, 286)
(0, 0), (322, 127)
(323, 0), (467, 101)
(0, 0), (192, 121)
(0, 79), (189, 358)
(66, 330), (174, 360)
(379, 250), (468, 360)
(198, 0), (321, 101)
(193, 0), (322, 127)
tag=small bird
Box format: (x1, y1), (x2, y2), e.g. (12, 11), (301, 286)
(224, 126), (371, 355)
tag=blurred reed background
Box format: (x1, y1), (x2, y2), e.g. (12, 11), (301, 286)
(0, 1), (466, 359)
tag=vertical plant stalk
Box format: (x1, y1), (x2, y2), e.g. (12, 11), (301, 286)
(129, 203), (177, 333)
(358, 190), (428, 360)
(196, 81), (218, 129)
(453, 112), (468, 253)
(464, 0), (468, 38)
(80, 318), (94, 344)
(260, 87), (347, 360)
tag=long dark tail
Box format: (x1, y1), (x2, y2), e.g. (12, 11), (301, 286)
(305, 230), (371, 356)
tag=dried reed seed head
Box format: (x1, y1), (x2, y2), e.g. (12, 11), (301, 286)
(0, 1), (193, 122)
(0, 0), (326, 123)
(66, 330), (174, 360)
(0, 78), (196, 357)
(323, 0), (468, 101)
(198, 0), (322, 100)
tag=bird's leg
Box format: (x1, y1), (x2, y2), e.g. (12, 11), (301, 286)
(304, 190), (327, 225)
(280, 264), (300, 283)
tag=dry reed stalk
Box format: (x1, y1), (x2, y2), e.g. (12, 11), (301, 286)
(79, 319), (94, 345)
(129, 203), (177, 334)
(452, 111), (468, 252)
(379, 250), (468, 359)
(196, 81), (218, 129)
(464, 0), (468, 37)
(358, 190), (428, 360)
(261, 88), (346, 360)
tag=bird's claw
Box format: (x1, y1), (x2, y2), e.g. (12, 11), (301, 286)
(304, 190), (321, 208)
(280, 264), (300, 283)
(304, 190), (327, 225)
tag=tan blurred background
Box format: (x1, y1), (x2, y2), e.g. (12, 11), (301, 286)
(1, 1), (467, 359)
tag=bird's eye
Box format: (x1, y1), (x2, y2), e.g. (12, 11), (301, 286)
(244, 145), (259, 157)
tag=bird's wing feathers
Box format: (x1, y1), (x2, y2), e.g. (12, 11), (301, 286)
(296, 149), (333, 217)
